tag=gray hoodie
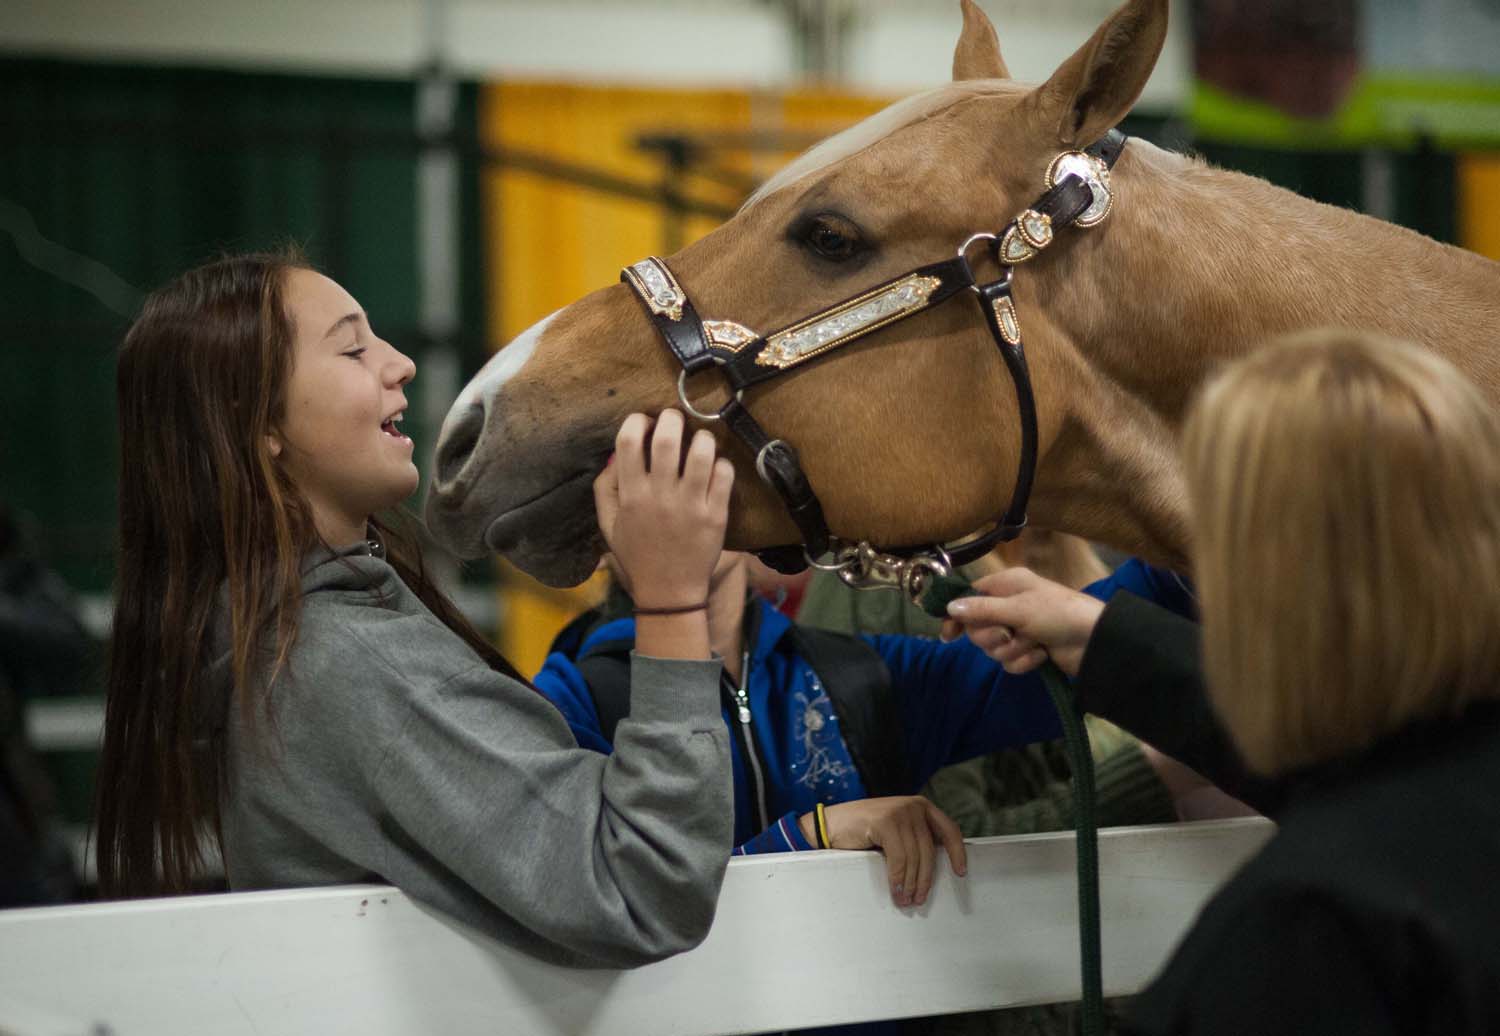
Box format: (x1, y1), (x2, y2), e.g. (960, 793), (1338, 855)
(213, 541), (733, 967)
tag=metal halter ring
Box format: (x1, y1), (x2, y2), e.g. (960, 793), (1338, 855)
(957, 232), (1016, 299)
(676, 369), (743, 422)
(754, 438), (789, 485)
(958, 231), (997, 256)
(929, 542), (956, 574)
(956, 231), (999, 280)
(901, 554), (953, 604)
(804, 539), (857, 573)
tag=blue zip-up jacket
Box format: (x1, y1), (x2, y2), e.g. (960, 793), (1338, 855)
(535, 558), (1194, 855)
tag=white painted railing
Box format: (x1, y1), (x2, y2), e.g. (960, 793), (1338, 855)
(0, 818), (1272, 1036)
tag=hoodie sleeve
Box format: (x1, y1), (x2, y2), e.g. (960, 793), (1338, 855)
(731, 811), (816, 855)
(357, 627), (734, 968)
(873, 632), (1064, 787)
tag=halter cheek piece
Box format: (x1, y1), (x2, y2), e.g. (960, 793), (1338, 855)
(622, 129), (1127, 601)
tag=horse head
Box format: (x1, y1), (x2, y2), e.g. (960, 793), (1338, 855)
(426, 0), (1183, 586)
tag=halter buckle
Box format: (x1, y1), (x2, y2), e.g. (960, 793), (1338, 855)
(754, 439), (789, 485)
(1045, 151), (1113, 228)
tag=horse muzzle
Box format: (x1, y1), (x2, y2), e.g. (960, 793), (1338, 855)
(424, 386), (612, 586)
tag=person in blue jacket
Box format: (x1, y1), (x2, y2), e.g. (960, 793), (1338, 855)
(535, 549), (1194, 911)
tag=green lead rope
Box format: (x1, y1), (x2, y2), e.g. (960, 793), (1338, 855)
(918, 572), (1104, 1036)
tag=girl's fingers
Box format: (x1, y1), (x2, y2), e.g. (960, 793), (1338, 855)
(900, 819), (921, 907)
(913, 819), (935, 906)
(706, 457), (735, 519)
(705, 458), (735, 533)
(592, 463), (620, 544)
(615, 414), (651, 488)
(880, 823), (909, 906)
(681, 428), (716, 500)
(925, 800), (967, 878)
(649, 408), (685, 480)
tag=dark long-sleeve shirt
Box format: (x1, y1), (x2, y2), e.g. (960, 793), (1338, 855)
(1077, 592), (1500, 1035)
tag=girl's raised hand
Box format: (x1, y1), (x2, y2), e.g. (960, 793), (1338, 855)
(594, 409), (734, 613)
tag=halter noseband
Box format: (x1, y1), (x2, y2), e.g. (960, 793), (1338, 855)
(622, 129), (1127, 601)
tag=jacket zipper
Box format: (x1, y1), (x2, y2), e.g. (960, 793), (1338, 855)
(725, 644), (771, 832)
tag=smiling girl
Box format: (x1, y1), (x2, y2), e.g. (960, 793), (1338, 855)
(95, 252), (737, 967)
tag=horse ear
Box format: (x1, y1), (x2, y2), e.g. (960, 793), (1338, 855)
(952, 0), (1010, 81)
(1028, 0), (1167, 147)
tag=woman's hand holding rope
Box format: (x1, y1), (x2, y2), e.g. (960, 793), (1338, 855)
(941, 567), (1104, 678)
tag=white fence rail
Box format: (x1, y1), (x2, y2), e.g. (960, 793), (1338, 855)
(0, 818), (1272, 1036)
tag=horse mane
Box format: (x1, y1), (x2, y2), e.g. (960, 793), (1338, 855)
(743, 80), (1022, 211)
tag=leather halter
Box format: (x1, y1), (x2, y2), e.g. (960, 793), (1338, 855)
(622, 129), (1127, 600)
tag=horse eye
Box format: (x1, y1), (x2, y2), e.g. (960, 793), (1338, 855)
(798, 214), (863, 262)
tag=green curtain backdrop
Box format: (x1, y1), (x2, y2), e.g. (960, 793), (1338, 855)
(0, 59), (486, 594)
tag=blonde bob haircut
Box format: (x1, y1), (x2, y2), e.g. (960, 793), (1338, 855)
(1182, 329), (1500, 777)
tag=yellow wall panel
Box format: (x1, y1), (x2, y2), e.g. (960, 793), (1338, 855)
(779, 87), (891, 134)
(496, 562), (608, 679)
(482, 82), (754, 344)
(1459, 153), (1500, 261)
(480, 81), (896, 346)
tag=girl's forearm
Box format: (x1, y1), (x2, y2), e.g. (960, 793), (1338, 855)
(634, 612), (712, 661)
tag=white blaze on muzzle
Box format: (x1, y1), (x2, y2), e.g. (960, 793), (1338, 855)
(444, 308), (561, 436)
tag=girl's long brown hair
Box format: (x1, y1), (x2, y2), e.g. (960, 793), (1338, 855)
(97, 252), (521, 898)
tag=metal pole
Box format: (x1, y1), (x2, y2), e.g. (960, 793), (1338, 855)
(784, 0), (858, 82)
(1361, 147), (1396, 222)
(416, 0), (464, 594)
(416, 0), (461, 475)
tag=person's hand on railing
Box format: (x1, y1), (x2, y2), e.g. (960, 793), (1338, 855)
(940, 567), (1104, 678)
(800, 795), (966, 908)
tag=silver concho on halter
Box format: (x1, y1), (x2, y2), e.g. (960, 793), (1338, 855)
(1045, 150), (1113, 228)
(623, 257), (686, 321)
(703, 320), (759, 352)
(992, 296), (1022, 346)
(999, 209), (1054, 264)
(758, 273), (942, 370)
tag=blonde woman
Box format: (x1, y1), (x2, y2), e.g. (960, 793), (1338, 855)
(945, 330), (1500, 1034)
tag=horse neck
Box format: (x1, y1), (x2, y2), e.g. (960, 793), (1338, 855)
(1041, 139), (1500, 423)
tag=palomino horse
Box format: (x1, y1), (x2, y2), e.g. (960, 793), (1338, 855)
(425, 0), (1500, 588)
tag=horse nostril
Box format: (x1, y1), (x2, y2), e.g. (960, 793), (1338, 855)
(436, 403), (484, 486)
